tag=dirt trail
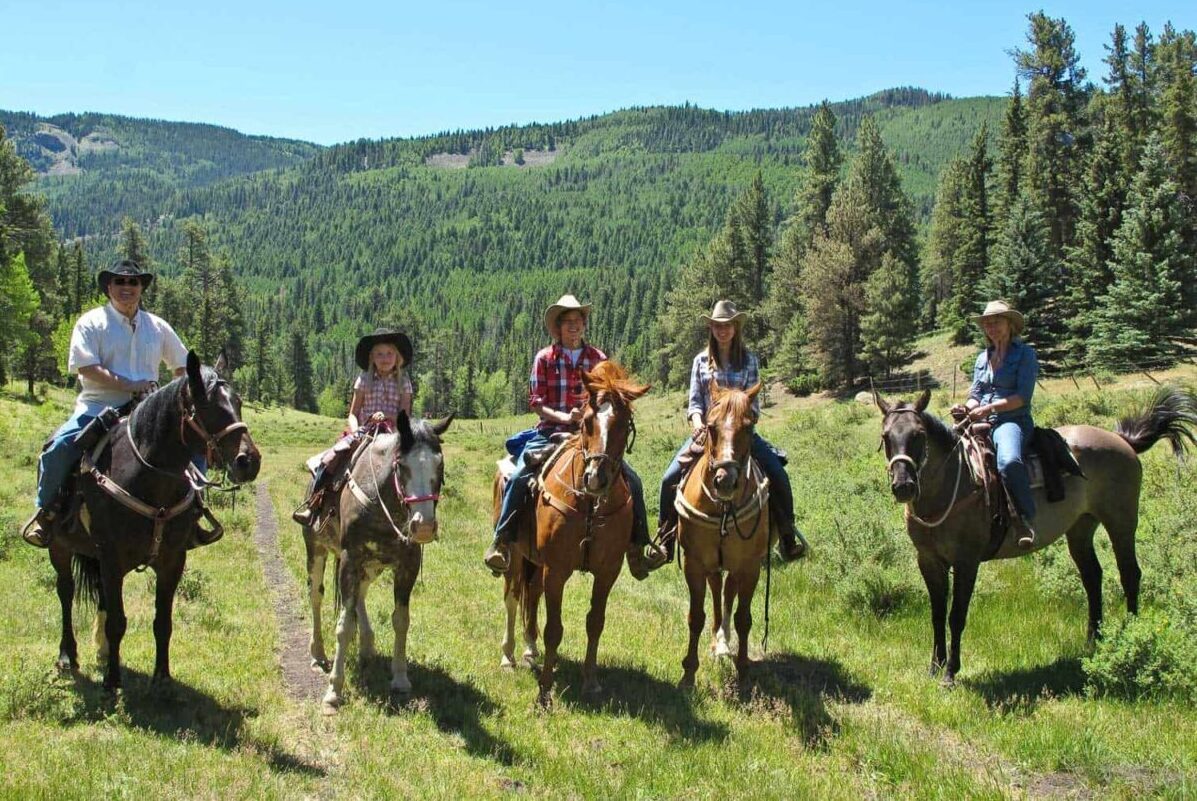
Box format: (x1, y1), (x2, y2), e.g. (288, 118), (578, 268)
(252, 482), (327, 701)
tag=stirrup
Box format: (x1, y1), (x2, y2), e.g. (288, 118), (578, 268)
(1016, 517), (1036, 549)
(626, 543), (667, 581)
(292, 504), (314, 526)
(21, 510), (53, 548)
(188, 504), (224, 548)
(777, 528), (809, 562)
(484, 540), (510, 575)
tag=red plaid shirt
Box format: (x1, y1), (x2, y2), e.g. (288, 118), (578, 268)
(529, 342), (607, 433)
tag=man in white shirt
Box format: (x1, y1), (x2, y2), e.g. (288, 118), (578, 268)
(22, 259), (190, 547)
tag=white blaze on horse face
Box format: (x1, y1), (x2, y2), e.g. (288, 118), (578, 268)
(403, 444), (441, 527)
(595, 401), (615, 454)
(718, 414), (737, 465)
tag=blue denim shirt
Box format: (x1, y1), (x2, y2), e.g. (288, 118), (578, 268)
(968, 338), (1038, 425)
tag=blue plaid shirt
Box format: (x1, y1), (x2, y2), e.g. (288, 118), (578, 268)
(687, 350), (761, 419)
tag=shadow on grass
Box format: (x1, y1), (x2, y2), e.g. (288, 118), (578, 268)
(965, 655), (1086, 715)
(724, 652), (872, 746)
(357, 655), (517, 766)
(69, 668), (325, 777)
(555, 659), (730, 744)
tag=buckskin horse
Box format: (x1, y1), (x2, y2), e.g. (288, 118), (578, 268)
(676, 380), (772, 688)
(876, 386), (1196, 685)
(48, 352), (260, 691)
(305, 411), (452, 713)
(496, 361), (648, 706)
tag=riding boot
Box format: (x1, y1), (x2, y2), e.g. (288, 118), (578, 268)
(626, 522), (668, 581)
(1015, 514), (1037, 549)
(292, 464), (330, 526)
(21, 508), (55, 548)
(770, 494), (807, 562)
(483, 527), (513, 575)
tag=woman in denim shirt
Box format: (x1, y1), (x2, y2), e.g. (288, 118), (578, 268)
(951, 300), (1040, 547)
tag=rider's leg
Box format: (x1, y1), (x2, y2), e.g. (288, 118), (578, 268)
(484, 432), (550, 572)
(751, 433), (807, 561)
(994, 419), (1037, 547)
(25, 412), (95, 547)
(656, 438), (692, 558)
(622, 463), (666, 579)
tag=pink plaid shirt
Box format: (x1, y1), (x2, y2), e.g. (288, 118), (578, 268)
(353, 369), (412, 424)
(528, 342), (607, 433)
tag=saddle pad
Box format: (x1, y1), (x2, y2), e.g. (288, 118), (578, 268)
(497, 455), (517, 481)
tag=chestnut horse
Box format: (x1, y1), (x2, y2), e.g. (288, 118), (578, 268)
(876, 386), (1196, 685)
(496, 361), (648, 706)
(677, 380), (772, 687)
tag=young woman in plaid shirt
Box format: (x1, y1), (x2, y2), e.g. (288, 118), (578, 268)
(483, 294), (667, 578)
(657, 300), (808, 561)
(293, 329), (413, 527)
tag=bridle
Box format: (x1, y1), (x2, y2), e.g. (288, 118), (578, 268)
(882, 408), (971, 529)
(352, 426), (443, 544)
(178, 380), (249, 470)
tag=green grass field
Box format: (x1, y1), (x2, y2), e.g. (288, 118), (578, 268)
(1, 356), (1194, 800)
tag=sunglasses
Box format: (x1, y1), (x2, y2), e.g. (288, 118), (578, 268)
(110, 277), (144, 287)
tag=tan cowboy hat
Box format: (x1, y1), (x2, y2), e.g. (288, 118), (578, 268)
(701, 299), (746, 329)
(973, 299), (1025, 336)
(544, 294), (592, 336)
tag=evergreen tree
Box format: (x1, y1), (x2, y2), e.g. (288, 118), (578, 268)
(1155, 25), (1197, 219)
(0, 252), (39, 385)
(995, 80), (1028, 219)
(216, 257), (245, 370)
(180, 220), (216, 359)
(860, 252), (918, 376)
(923, 159), (968, 328)
(119, 216), (152, 268)
(1090, 135), (1193, 368)
(942, 123), (992, 342)
(287, 328), (317, 412)
(984, 194), (1066, 367)
(853, 117), (919, 271)
(1127, 23), (1157, 164)
(1016, 12), (1088, 256)
(71, 242), (88, 314)
(800, 233), (863, 388)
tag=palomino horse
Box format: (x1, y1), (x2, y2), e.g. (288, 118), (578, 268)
(48, 352), (260, 691)
(876, 386), (1196, 685)
(497, 361), (648, 705)
(304, 411), (452, 712)
(677, 380), (772, 687)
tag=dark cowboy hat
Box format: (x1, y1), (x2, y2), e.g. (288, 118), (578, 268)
(97, 258), (154, 293)
(354, 328), (414, 371)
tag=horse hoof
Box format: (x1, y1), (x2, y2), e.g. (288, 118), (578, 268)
(536, 689), (553, 709)
(55, 656), (77, 674)
(928, 662), (944, 678)
(390, 677), (412, 695)
(714, 642), (732, 659)
(678, 674), (696, 691)
(500, 655), (516, 670)
(940, 674), (957, 689)
(322, 690), (344, 714)
(311, 658), (331, 673)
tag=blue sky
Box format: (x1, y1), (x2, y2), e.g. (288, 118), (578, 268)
(2, 1), (1192, 145)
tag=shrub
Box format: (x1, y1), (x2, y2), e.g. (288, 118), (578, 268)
(1082, 608), (1197, 702)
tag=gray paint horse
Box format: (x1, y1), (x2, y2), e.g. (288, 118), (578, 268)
(876, 386), (1195, 685)
(301, 411), (451, 712)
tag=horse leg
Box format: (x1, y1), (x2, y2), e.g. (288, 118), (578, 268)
(679, 556), (707, 689)
(357, 575), (376, 660)
(916, 550), (949, 675)
(151, 550), (186, 684)
(710, 572), (731, 658)
(1105, 514), (1142, 617)
(537, 566), (567, 707)
(945, 561), (979, 686)
(1064, 515), (1104, 644)
(581, 565), (618, 695)
(501, 572), (518, 669)
(306, 537), (331, 672)
(99, 558), (127, 692)
(523, 558), (542, 666)
(323, 561), (359, 711)
(390, 556), (420, 695)
(733, 569), (761, 677)
(50, 545), (78, 672)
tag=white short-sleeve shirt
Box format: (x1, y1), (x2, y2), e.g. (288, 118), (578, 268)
(68, 303), (189, 416)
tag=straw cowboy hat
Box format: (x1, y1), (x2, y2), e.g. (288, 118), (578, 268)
(973, 299), (1025, 336)
(97, 259), (154, 293)
(544, 294), (592, 336)
(701, 299), (746, 329)
(355, 328), (414, 370)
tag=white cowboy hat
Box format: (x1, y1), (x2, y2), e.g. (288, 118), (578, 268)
(973, 299), (1025, 336)
(544, 294), (592, 336)
(701, 299), (746, 329)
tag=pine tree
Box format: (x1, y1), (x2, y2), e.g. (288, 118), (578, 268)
(984, 194), (1066, 367)
(1016, 12), (1088, 256)
(0, 252), (39, 385)
(943, 123), (992, 342)
(800, 234), (860, 388)
(995, 80), (1028, 220)
(119, 216), (152, 268)
(216, 257), (245, 370)
(71, 242), (88, 314)
(923, 159), (968, 328)
(1155, 25), (1197, 221)
(1090, 135), (1193, 368)
(860, 252), (918, 376)
(287, 328), (317, 412)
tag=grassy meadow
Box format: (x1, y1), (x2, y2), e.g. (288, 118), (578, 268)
(1, 357), (1195, 800)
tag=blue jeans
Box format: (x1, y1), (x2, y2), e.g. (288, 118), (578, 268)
(37, 410), (208, 510)
(994, 418), (1036, 521)
(658, 432), (796, 535)
(494, 431), (648, 545)
(37, 411), (95, 509)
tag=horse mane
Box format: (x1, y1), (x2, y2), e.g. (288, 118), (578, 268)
(134, 366), (220, 430)
(891, 400), (958, 453)
(585, 361), (648, 405)
(709, 386), (754, 425)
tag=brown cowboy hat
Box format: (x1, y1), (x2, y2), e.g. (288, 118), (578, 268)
(973, 299), (1025, 336)
(355, 328), (414, 370)
(544, 294), (591, 336)
(97, 258), (154, 293)
(701, 299), (746, 329)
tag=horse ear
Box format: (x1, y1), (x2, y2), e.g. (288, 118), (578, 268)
(873, 388), (891, 416)
(746, 381), (762, 400)
(214, 348), (229, 378)
(625, 382), (650, 401)
(430, 412), (454, 437)
(914, 389), (931, 413)
(397, 410), (415, 452)
(186, 351), (206, 402)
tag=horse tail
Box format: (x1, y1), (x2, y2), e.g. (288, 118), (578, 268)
(512, 553), (538, 631)
(1114, 386), (1197, 457)
(72, 555), (102, 608)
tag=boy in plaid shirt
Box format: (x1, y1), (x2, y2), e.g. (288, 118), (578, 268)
(484, 294), (667, 578)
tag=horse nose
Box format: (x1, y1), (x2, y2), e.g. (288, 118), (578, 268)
(409, 512), (438, 545)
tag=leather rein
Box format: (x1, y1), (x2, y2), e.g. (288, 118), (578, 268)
(344, 425), (442, 545)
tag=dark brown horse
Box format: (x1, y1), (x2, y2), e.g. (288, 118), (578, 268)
(496, 361), (648, 706)
(676, 380), (771, 687)
(49, 352), (260, 691)
(876, 386), (1196, 685)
